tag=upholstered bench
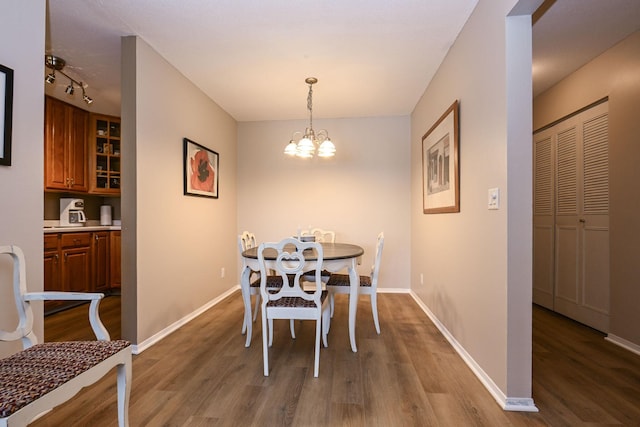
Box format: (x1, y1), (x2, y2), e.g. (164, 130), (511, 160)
(0, 245), (132, 427)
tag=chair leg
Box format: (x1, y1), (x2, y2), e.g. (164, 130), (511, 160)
(117, 358), (132, 427)
(314, 318), (321, 377)
(371, 293), (380, 334)
(329, 292), (335, 318)
(241, 297), (251, 335)
(290, 319), (296, 339)
(252, 294), (261, 322)
(262, 311), (270, 376)
(268, 318), (274, 347)
(322, 307), (330, 347)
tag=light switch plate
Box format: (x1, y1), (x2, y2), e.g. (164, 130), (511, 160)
(488, 188), (500, 210)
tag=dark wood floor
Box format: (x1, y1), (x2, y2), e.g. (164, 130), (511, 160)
(34, 292), (640, 426)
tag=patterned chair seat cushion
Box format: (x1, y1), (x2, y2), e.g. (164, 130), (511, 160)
(266, 291), (328, 308)
(250, 275), (296, 288)
(0, 340), (131, 418)
(326, 273), (372, 287)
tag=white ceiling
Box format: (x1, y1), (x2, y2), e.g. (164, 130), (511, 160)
(532, 0), (640, 96)
(45, 0), (640, 122)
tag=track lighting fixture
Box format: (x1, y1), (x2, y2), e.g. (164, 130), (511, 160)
(45, 54), (94, 105)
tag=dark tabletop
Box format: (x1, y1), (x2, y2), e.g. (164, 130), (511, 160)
(242, 242), (364, 261)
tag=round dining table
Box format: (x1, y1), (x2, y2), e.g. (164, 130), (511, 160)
(241, 242), (364, 352)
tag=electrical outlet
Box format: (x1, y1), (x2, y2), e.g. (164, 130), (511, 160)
(221, 267), (225, 278)
(420, 273), (424, 285)
(488, 188), (500, 210)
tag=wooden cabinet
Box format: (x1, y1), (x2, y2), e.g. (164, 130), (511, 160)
(44, 96), (89, 192)
(92, 231), (110, 292)
(44, 230), (120, 313)
(110, 231), (121, 289)
(60, 232), (91, 293)
(89, 114), (121, 195)
(43, 234), (63, 312)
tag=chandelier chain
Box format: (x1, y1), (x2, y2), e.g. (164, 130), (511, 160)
(307, 83), (313, 130)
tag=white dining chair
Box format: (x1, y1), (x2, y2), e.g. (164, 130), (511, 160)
(238, 231), (262, 335)
(239, 231), (294, 345)
(258, 238), (331, 377)
(300, 228), (335, 283)
(300, 228), (336, 243)
(327, 232), (385, 334)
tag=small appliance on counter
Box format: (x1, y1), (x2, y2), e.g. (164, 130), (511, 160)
(100, 204), (112, 226)
(59, 198), (86, 227)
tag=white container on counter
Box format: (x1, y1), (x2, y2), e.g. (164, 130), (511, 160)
(100, 205), (112, 226)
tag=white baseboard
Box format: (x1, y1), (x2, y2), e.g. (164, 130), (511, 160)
(408, 291), (538, 413)
(377, 287), (411, 293)
(605, 334), (640, 356)
(131, 286), (239, 354)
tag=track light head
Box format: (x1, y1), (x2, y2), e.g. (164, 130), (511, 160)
(45, 72), (56, 84)
(65, 82), (74, 95)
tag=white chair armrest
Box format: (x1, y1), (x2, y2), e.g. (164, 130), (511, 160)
(23, 292), (110, 341)
(24, 291), (104, 301)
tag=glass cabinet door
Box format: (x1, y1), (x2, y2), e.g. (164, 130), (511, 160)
(90, 115), (121, 194)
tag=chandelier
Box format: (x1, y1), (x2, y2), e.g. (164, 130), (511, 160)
(284, 77), (336, 158)
(45, 55), (94, 105)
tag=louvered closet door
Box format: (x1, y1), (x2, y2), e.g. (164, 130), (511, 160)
(533, 129), (555, 309)
(533, 101), (609, 332)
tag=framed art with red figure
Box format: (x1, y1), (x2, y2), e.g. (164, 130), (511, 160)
(183, 137), (219, 198)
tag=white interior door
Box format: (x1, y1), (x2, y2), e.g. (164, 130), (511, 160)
(533, 101), (609, 332)
(533, 130), (554, 309)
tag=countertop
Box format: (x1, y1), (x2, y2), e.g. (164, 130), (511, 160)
(43, 220), (121, 233)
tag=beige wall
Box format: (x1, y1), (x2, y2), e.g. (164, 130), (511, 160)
(237, 116), (411, 289)
(121, 37), (238, 346)
(533, 31), (640, 347)
(0, 1), (46, 358)
(411, 0), (536, 407)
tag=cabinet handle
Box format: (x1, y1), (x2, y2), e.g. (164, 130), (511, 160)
(54, 254), (59, 263)
(64, 252), (68, 261)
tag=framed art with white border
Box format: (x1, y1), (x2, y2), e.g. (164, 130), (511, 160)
(422, 100), (459, 213)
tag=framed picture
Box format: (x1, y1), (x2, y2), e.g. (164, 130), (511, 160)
(183, 138), (219, 198)
(422, 100), (459, 213)
(0, 63), (14, 166)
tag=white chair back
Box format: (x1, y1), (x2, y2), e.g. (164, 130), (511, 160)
(258, 238), (324, 304)
(238, 230), (257, 252)
(370, 232), (385, 287)
(0, 245), (35, 346)
(301, 228), (335, 243)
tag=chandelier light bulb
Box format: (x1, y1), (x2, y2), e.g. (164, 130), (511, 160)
(284, 140), (298, 156)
